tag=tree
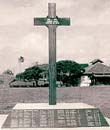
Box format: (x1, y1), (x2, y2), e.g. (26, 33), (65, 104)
(16, 66), (43, 86)
(2, 69), (14, 75)
(56, 60), (82, 86)
(79, 64), (88, 70)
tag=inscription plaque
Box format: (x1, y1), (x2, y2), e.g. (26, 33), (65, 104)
(2, 108), (109, 128)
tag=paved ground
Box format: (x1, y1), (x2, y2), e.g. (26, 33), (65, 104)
(0, 86), (110, 118)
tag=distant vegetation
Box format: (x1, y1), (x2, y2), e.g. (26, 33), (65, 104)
(15, 60), (88, 87)
(16, 66), (43, 86)
(57, 60), (82, 86)
(2, 69), (14, 75)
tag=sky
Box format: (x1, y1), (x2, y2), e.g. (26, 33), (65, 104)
(0, 0), (110, 74)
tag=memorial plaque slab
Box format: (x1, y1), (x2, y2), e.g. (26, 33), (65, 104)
(2, 108), (109, 128)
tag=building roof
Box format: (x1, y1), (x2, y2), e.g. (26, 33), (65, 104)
(90, 59), (103, 65)
(10, 81), (34, 86)
(84, 63), (110, 75)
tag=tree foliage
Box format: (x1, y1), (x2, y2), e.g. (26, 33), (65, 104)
(16, 66), (43, 86)
(56, 60), (82, 86)
(79, 64), (88, 71)
(16, 60), (87, 87)
(2, 69), (14, 75)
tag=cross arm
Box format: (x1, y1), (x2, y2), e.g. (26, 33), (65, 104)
(34, 17), (47, 26)
(34, 17), (70, 26)
(58, 18), (70, 26)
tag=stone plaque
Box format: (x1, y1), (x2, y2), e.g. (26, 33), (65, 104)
(2, 108), (109, 128)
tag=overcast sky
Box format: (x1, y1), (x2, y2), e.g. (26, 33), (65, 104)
(0, 0), (110, 74)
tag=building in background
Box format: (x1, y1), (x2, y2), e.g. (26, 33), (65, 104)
(81, 59), (110, 86)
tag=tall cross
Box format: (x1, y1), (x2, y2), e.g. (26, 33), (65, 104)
(34, 3), (70, 105)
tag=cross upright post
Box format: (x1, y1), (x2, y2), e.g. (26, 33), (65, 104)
(48, 3), (57, 105)
(34, 3), (70, 105)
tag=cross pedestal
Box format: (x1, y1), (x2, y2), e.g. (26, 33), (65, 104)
(34, 3), (70, 105)
(2, 103), (110, 128)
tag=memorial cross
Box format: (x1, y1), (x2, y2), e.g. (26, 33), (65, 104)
(34, 3), (70, 105)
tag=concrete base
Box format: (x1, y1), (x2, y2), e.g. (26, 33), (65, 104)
(1, 103), (110, 130)
(13, 103), (95, 110)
